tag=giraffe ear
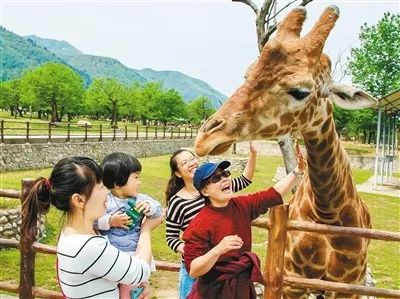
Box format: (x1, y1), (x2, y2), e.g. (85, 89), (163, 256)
(329, 84), (378, 110)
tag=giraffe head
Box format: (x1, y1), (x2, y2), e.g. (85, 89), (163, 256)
(195, 6), (377, 156)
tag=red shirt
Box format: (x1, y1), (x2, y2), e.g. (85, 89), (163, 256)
(183, 187), (283, 298)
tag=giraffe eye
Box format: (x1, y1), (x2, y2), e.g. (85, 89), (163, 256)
(288, 88), (311, 101)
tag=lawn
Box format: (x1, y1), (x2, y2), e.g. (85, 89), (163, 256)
(0, 155), (399, 297)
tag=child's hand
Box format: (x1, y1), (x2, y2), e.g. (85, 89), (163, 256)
(136, 201), (151, 215)
(249, 141), (257, 155)
(110, 212), (131, 229)
(215, 235), (243, 255)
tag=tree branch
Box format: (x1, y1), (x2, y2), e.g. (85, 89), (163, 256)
(232, 0), (259, 15)
(266, 0), (298, 24)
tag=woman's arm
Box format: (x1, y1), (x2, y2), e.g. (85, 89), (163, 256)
(273, 142), (306, 196)
(242, 141), (257, 181)
(136, 216), (163, 264)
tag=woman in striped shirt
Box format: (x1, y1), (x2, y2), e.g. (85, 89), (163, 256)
(165, 143), (257, 299)
(21, 157), (162, 299)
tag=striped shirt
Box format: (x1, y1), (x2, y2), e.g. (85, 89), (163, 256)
(165, 175), (252, 255)
(57, 233), (151, 299)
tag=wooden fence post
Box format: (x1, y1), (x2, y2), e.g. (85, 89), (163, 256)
(48, 122), (51, 143)
(67, 122), (71, 142)
(84, 123), (88, 142)
(163, 126), (166, 139)
(99, 124), (103, 142)
(155, 126), (158, 140)
(264, 204), (288, 299)
(136, 125), (139, 140)
(125, 124), (128, 141)
(26, 122), (30, 143)
(19, 179), (37, 299)
(113, 125), (116, 141)
(0, 119), (4, 143)
(145, 126), (148, 140)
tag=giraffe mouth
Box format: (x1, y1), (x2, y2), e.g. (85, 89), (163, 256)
(209, 141), (235, 155)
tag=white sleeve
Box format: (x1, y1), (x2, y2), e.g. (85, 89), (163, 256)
(97, 214), (112, 230)
(84, 237), (151, 285)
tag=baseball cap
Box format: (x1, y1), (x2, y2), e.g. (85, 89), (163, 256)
(193, 161), (231, 191)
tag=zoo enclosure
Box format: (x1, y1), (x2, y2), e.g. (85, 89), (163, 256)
(0, 180), (400, 299)
(0, 120), (198, 144)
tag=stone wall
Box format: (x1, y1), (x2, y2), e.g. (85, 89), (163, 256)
(0, 139), (194, 171)
(0, 208), (46, 241)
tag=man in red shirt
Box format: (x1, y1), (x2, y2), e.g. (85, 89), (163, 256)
(183, 144), (306, 299)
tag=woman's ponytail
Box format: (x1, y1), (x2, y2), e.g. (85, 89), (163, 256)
(21, 178), (53, 241)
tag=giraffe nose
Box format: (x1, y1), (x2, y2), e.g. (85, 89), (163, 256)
(202, 118), (226, 134)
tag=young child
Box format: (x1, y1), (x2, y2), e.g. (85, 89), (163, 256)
(96, 152), (163, 299)
(183, 144), (306, 299)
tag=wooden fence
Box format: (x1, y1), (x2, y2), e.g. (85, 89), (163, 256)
(1, 181), (400, 298)
(0, 120), (198, 143)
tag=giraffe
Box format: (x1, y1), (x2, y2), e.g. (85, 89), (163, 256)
(194, 6), (377, 299)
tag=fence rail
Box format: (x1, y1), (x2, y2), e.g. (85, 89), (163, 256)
(1, 184), (399, 299)
(0, 120), (198, 144)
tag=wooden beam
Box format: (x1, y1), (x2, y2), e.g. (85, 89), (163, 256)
(285, 276), (400, 298)
(287, 220), (400, 242)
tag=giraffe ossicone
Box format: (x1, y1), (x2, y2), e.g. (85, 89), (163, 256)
(195, 5), (377, 299)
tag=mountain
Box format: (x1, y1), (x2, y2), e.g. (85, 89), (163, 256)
(137, 68), (226, 108)
(25, 35), (83, 59)
(0, 27), (91, 84)
(27, 35), (226, 107)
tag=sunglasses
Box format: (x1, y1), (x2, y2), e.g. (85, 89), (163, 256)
(207, 170), (231, 184)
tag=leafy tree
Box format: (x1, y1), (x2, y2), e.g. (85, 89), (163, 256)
(186, 96), (215, 124)
(85, 78), (128, 127)
(154, 89), (187, 125)
(120, 83), (144, 122)
(141, 81), (164, 124)
(0, 79), (23, 117)
(348, 13), (400, 142)
(20, 62), (84, 122)
(349, 12), (400, 98)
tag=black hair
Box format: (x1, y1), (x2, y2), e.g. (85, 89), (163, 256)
(21, 156), (103, 241)
(101, 152), (142, 189)
(165, 149), (195, 205)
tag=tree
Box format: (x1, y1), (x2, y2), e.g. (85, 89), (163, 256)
(349, 13), (400, 98)
(187, 96), (216, 124)
(85, 78), (128, 127)
(0, 79), (23, 117)
(154, 89), (187, 125)
(233, 0), (314, 175)
(20, 62), (84, 122)
(141, 81), (164, 124)
(348, 13), (400, 143)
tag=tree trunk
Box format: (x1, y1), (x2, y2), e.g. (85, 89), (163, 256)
(10, 105), (15, 116)
(51, 103), (57, 123)
(38, 110), (42, 119)
(111, 102), (118, 127)
(362, 130), (367, 144)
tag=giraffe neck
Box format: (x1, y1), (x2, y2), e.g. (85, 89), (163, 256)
(301, 101), (357, 219)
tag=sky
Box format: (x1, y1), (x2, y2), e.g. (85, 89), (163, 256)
(1, 0), (399, 97)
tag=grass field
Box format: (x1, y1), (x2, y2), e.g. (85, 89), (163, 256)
(0, 155), (399, 297)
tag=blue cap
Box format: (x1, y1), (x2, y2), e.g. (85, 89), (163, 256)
(193, 161), (231, 191)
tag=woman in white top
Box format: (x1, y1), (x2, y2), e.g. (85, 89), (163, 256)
(21, 156), (162, 299)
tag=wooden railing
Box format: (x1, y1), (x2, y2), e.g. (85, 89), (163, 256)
(0, 180), (179, 299)
(1, 182), (400, 298)
(0, 120), (198, 144)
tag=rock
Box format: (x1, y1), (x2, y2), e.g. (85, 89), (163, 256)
(77, 120), (92, 128)
(0, 216), (7, 224)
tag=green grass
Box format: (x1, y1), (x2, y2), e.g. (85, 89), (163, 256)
(0, 155), (399, 296)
